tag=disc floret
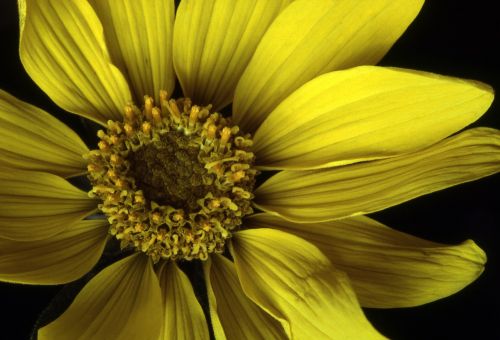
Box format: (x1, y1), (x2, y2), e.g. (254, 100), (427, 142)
(86, 91), (256, 262)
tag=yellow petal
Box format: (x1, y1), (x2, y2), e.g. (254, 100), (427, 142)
(19, 0), (132, 125)
(157, 261), (209, 340)
(233, 0), (424, 132)
(255, 127), (500, 222)
(88, 0), (175, 102)
(253, 66), (494, 170)
(38, 254), (162, 340)
(0, 170), (97, 241)
(0, 219), (108, 285)
(230, 228), (385, 339)
(173, 0), (290, 110)
(204, 254), (286, 339)
(246, 213), (487, 308)
(0, 89), (88, 177)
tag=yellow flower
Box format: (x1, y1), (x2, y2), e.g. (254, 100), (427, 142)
(0, 0), (498, 339)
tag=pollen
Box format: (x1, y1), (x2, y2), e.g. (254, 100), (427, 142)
(85, 93), (257, 262)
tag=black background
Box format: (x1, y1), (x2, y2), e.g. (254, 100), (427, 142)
(0, 1), (499, 339)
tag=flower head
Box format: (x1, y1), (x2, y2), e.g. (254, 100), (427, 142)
(0, 0), (498, 339)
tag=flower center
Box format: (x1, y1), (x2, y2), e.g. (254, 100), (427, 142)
(85, 91), (256, 262)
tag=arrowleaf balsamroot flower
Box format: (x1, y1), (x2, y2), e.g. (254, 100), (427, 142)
(0, 0), (499, 339)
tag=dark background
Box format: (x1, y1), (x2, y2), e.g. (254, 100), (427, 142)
(0, 1), (499, 339)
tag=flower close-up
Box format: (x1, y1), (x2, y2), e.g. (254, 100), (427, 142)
(0, 0), (499, 339)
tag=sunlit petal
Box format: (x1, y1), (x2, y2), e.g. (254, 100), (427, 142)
(253, 67), (493, 170)
(255, 128), (500, 222)
(19, 0), (131, 125)
(233, 0), (424, 131)
(89, 0), (175, 102)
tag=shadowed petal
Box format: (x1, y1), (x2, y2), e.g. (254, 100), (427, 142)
(157, 261), (210, 340)
(0, 89), (88, 177)
(0, 170), (97, 241)
(204, 254), (286, 339)
(38, 254), (162, 340)
(0, 219), (108, 285)
(173, 0), (290, 110)
(246, 213), (487, 308)
(230, 228), (385, 339)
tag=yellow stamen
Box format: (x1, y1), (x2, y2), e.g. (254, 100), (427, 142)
(115, 179), (127, 189)
(98, 141), (108, 150)
(87, 163), (97, 170)
(220, 127), (231, 146)
(207, 124), (217, 140)
(151, 212), (162, 224)
(168, 99), (182, 123)
(231, 170), (246, 182)
(85, 92), (256, 262)
(124, 105), (135, 121)
(107, 169), (117, 179)
(110, 135), (119, 145)
(123, 123), (134, 136)
(144, 96), (154, 121)
(110, 154), (121, 165)
(189, 106), (200, 129)
(159, 90), (169, 115)
(142, 121), (152, 135)
(152, 107), (162, 125)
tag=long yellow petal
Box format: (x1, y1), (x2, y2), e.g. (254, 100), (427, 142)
(173, 0), (290, 110)
(19, 0), (131, 125)
(38, 254), (162, 340)
(157, 261), (210, 340)
(204, 254), (286, 339)
(255, 127), (500, 222)
(88, 0), (175, 102)
(230, 228), (385, 339)
(246, 213), (486, 308)
(0, 219), (108, 285)
(0, 170), (97, 241)
(253, 67), (494, 170)
(233, 0), (424, 132)
(0, 90), (88, 177)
